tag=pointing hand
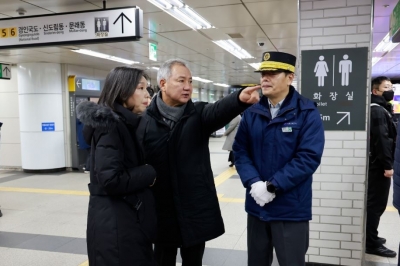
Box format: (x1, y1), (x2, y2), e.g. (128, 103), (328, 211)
(239, 85), (261, 104)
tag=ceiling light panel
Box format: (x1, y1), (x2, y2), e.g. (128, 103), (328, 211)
(249, 63), (261, 70)
(372, 57), (382, 66)
(193, 76), (213, 83)
(71, 49), (139, 65)
(214, 83), (230, 87)
(373, 32), (399, 53)
(213, 40), (254, 60)
(147, 0), (213, 30)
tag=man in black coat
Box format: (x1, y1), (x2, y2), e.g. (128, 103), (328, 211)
(140, 59), (260, 266)
(366, 76), (397, 258)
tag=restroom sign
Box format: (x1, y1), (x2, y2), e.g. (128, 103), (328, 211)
(301, 47), (368, 131)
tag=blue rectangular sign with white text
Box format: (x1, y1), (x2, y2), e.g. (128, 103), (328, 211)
(42, 122), (55, 131)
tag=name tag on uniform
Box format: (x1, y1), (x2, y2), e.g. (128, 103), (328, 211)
(282, 127), (292, 133)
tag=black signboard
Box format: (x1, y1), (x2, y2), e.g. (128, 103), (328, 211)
(301, 47), (368, 130)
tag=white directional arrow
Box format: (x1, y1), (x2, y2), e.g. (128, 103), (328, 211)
(337, 112), (350, 125)
(76, 80), (81, 88)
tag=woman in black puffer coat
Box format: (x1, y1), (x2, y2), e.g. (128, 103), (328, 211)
(76, 67), (157, 266)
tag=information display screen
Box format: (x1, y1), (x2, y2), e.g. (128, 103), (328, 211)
(82, 79), (101, 91)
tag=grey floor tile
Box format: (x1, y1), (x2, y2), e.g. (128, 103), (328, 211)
(0, 231), (38, 248)
(202, 247), (233, 266)
(222, 251), (282, 266)
(6, 220), (86, 238)
(221, 249), (247, 266)
(364, 261), (391, 266)
(16, 234), (75, 251)
(0, 173), (33, 184)
(55, 238), (87, 255)
(0, 246), (88, 266)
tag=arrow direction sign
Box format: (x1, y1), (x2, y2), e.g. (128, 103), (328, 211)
(76, 79), (81, 88)
(0, 7), (143, 50)
(0, 64), (11, 80)
(337, 112), (351, 125)
(113, 12), (132, 34)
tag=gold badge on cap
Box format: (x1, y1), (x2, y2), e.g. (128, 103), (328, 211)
(263, 53), (270, 61)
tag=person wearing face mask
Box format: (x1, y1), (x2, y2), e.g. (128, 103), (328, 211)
(76, 67), (158, 266)
(366, 76), (397, 258)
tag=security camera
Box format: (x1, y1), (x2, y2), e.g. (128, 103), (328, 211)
(257, 42), (265, 47)
(16, 8), (27, 16)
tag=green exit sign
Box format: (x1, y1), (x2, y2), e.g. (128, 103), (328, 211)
(149, 42), (157, 61)
(391, 1), (400, 42)
(0, 64), (11, 80)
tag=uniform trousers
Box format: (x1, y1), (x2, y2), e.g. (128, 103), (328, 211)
(154, 242), (205, 266)
(247, 214), (309, 266)
(366, 167), (391, 249)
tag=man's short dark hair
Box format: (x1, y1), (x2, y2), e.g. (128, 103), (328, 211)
(371, 76), (390, 92)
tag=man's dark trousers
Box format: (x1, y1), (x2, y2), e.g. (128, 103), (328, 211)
(366, 167), (391, 249)
(247, 214), (309, 266)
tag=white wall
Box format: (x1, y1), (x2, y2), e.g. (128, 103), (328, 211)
(0, 66), (21, 168)
(299, 0), (372, 265)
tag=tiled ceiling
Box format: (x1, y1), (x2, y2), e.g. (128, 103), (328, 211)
(0, 0), (298, 88)
(372, 0), (400, 79)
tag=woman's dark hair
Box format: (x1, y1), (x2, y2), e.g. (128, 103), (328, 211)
(98, 67), (149, 110)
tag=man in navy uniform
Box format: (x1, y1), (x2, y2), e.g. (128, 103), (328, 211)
(234, 51), (325, 266)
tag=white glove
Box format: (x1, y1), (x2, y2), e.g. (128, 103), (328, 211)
(250, 181), (275, 207)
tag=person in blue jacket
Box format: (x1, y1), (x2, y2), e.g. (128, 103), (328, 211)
(233, 51), (325, 266)
(392, 106), (400, 265)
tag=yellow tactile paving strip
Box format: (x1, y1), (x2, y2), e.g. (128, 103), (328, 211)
(0, 186), (89, 196)
(0, 167), (237, 197)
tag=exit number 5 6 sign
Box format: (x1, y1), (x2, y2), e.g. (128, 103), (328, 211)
(1, 27), (17, 38)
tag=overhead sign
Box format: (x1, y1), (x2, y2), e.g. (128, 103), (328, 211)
(301, 47), (368, 131)
(149, 42), (158, 61)
(0, 7), (143, 49)
(391, 0), (400, 42)
(42, 122), (55, 132)
(0, 64), (11, 79)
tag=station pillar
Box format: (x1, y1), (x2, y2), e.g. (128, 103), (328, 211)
(17, 63), (65, 171)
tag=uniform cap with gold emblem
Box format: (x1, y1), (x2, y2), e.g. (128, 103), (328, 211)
(255, 51), (296, 73)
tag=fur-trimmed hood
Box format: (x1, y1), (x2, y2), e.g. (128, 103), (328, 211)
(76, 101), (120, 145)
(76, 101), (119, 131)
